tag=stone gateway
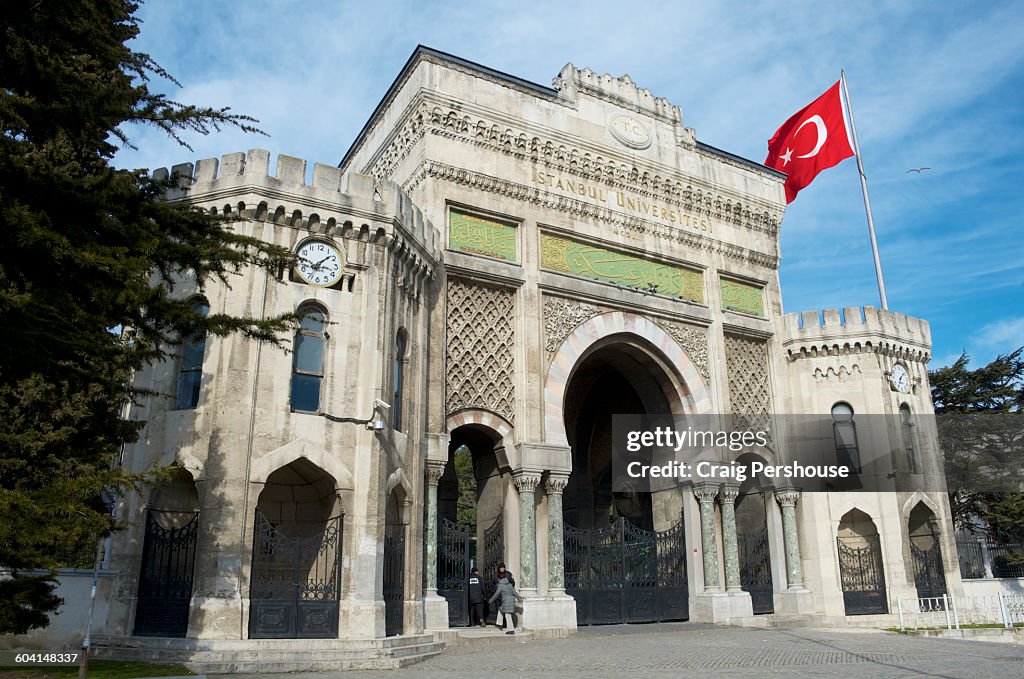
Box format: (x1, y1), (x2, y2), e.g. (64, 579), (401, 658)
(88, 48), (959, 670)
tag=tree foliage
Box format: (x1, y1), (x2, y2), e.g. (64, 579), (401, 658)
(931, 349), (1024, 547)
(454, 446), (478, 528)
(0, 0), (296, 633)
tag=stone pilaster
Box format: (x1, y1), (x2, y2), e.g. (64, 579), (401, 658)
(693, 483), (721, 591)
(775, 488), (803, 589)
(514, 472), (542, 592)
(718, 484), (742, 592)
(545, 474), (569, 593)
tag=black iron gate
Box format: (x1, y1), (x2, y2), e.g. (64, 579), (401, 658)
(837, 535), (888, 615)
(911, 540), (947, 599)
(564, 517), (688, 625)
(134, 510), (199, 637)
(249, 511), (342, 638)
(383, 530), (405, 636)
(481, 515), (504, 623)
(738, 524), (774, 614)
(438, 517), (474, 627)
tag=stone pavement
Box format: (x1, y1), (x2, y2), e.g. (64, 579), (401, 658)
(232, 623), (1024, 678)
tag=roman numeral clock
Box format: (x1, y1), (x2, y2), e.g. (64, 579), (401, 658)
(295, 239), (343, 288)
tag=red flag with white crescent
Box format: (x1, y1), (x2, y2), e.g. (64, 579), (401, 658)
(765, 81), (854, 203)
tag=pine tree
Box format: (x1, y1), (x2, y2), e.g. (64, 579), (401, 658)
(0, 0), (296, 633)
(931, 349), (1024, 555)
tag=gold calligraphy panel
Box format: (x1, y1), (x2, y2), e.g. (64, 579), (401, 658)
(449, 210), (517, 262)
(720, 278), (765, 317)
(539, 233), (703, 303)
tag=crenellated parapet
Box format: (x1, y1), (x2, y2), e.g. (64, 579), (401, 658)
(553, 63), (683, 127)
(782, 306), (931, 364)
(152, 149), (443, 276)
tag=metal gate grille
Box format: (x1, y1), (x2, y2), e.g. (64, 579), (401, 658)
(438, 517), (474, 627)
(565, 517), (688, 625)
(134, 510), (199, 637)
(738, 525), (774, 614)
(911, 540), (947, 599)
(481, 515), (504, 623)
(837, 535), (888, 615)
(383, 531), (405, 636)
(249, 511), (342, 638)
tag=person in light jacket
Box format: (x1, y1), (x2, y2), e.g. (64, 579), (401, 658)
(488, 576), (524, 634)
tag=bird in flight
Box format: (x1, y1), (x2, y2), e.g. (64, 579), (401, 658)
(906, 167), (931, 173)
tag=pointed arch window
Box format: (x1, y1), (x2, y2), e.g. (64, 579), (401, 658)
(175, 299), (210, 409)
(393, 330), (407, 431)
(832, 402), (861, 473)
(901, 403), (918, 473)
(291, 305), (327, 413)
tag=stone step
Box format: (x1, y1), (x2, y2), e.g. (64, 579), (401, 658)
(92, 635), (446, 673)
(434, 627), (535, 646)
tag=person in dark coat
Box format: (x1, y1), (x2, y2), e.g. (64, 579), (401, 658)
(467, 566), (485, 627)
(488, 576), (524, 634)
(493, 562), (515, 588)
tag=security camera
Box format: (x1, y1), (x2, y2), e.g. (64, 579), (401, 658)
(373, 398), (391, 411)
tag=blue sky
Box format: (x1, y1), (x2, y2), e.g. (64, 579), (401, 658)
(114, 1), (1024, 369)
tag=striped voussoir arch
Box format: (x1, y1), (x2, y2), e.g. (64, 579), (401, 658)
(543, 311), (711, 445)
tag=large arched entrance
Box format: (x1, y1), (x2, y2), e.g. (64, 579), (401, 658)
(134, 467), (200, 637)
(437, 419), (507, 626)
(561, 335), (689, 625)
(249, 458), (343, 638)
(837, 508), (888, 615)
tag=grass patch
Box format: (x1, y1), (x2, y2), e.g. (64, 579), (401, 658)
(0, 660), (196, 679)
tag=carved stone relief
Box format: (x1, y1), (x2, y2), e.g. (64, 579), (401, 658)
(659, 321), (710, 381)
(724, 334), (773, 440)
(543, 298), (602, 354)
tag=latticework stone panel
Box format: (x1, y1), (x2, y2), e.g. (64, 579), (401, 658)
(446, 279), (515, 422)
(724, 334), (772, 440)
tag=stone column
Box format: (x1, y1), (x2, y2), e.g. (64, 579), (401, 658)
(775, 488), (804, 589)
(423, 462), (445, 593)
(514, 472), (541, 592)
(693, 484), (722, 591)
(545, 475), (569, 594)
(718, 484), (742, 592)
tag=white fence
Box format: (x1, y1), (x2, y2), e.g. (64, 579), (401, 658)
(897, 594), (1024, 631)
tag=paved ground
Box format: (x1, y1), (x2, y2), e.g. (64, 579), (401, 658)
(237, 623), (1024, 679)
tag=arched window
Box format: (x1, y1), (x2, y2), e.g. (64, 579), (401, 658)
(901, 403), (918, 473)
(291, 305), (327, 413)
(393, 330), (406, 431)
(175, 299), (210, 409)
(832, 402), (860, 473)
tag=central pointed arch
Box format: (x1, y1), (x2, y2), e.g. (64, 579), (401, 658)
(543, 311), (712, 445)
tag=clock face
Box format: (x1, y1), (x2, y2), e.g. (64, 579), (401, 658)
(295, 240), (343, 288)
(891, 363), (910, 393)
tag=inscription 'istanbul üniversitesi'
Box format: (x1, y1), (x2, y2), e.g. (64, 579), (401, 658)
(530, 168), (714, 234)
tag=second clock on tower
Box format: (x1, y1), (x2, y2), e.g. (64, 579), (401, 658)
(890, 363), (910, 393)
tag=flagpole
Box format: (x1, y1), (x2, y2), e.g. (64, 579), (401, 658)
(840, 70), (889, 310)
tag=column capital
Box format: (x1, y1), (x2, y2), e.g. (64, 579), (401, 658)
(425, 461), (446, 486)
(718, 484), (740, 504)
(774, 487), (801, 508)
(544, 473), (569, 495)
(693, 483), (721, 504)
(513, 471), (542, 493)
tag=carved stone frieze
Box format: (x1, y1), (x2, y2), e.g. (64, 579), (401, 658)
(445, 278), (516, 422)
(368, 101), (782, 238)
(543, 298), (602, 354)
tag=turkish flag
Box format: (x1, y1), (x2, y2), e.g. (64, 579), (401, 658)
(765, 81), (854, 203)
